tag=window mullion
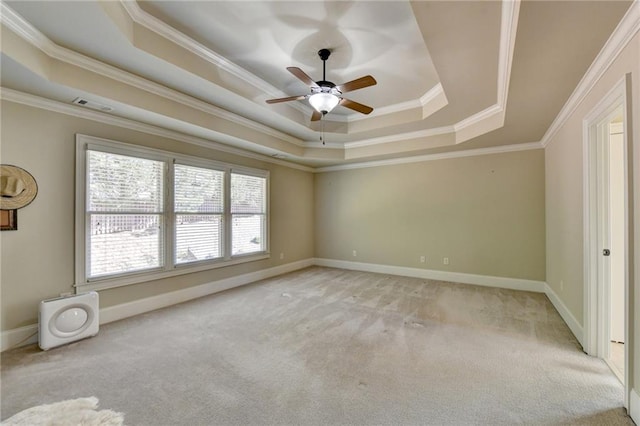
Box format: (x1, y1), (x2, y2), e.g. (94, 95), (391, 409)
(224, 168), (232, 260)
(166, 160), (175, 270)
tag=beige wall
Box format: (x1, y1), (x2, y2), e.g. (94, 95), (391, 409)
(545, 32), (639, 398)
(314, 149), (546, 281)
(0, 101), (315, 331)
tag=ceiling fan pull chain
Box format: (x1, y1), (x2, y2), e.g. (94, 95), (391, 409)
(320, 116), (325, 145)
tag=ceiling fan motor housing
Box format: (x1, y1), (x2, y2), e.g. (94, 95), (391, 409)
(311, 84), (341, 96)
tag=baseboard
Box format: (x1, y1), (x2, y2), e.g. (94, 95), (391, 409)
(313, 258), (546, 293)
(0, 324), (39, 352)
(1, 259), (314, 352)
(543, 283), (584, 347)
(631, 388), (640, 424)
(99, 258), (314, 324)
(0, 259), (588, 353)
(312, 259), (589, 345)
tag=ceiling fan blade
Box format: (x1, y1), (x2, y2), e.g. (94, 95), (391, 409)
(265, 95), (307, 104)
(287, 67), (319, 88)
(311, 110), (322, 121)
(336, 75), (377, 93)
(339, 98), (374, 115)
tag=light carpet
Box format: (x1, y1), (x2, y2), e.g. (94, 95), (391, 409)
(1, 397), (123, 425)
(0, 266), (633, 425)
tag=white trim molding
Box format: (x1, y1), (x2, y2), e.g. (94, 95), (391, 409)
(313, 258), (546, 293)
(1, 88), (544, 175)
(581, 76), (629, 356)
(0, 88), (314, 173)
(630, 388), (640, 424)
(314, 258), (584, 345)
(2, 259), (588, 353)
(1, 259), (314, 352)
(99, 258), (313, 324)
(315, 141), (543, 173)
(343, 125), (454, 149)
(0, 2), (307, 147)
(0, 324), (39, 353)
(0, 0), (523, 152)
(541, 1), (640, 148)
(544, 284), (584, 347)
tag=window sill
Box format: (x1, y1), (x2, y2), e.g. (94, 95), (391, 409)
(75, 253), (270, 292)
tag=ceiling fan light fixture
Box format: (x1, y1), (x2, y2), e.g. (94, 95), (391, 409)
(308, 92), (340, 114)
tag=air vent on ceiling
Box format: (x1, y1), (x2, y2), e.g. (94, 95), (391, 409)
(72, 97), (114, 112)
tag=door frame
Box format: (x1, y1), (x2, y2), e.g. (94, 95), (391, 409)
(582, 75), (630, 407)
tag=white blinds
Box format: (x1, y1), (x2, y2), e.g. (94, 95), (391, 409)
(231, 173), (266, 255)
(174, 164), (224, 264)
(88, 151), (163, 213)
(174, 164), (224, 213)
(87, 151), (164, 278)
(80, 141), (269, 286)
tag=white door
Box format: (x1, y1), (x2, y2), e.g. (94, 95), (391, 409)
(608, 118), (625, 344)
(583, 77), (629, 407)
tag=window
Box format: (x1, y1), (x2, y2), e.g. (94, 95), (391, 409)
(231, 173), (267, 255)
(174, 164), (224, 264)
(76, 135), (269, 290)
(87, 151), (165, 278)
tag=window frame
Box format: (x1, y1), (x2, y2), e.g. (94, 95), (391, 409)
(75, 134), (270, 291)
(230, 169), (269, 257)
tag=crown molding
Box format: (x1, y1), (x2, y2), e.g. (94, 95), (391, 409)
(122, 1), (518, 130)
(1, 0), (532, 165)
(2, 87), (545, 174)
(0, 88), (314, 173)
(346, 83), (447, 124)
(497, 0), (520, 110)
(541, 0), (640, 148)
(453, 104), (503, 134)
(419, 83), (447, 110)
(343, 126), (454, 149)
(327, 0), (518, 126)
(119, 0), (310, 119)
(315, 141), (543, 173)
(0, 2), (306, 148)
(447, 0), (519, 143)
(121, 1), (281, 99)
(0, 1), (50, 48)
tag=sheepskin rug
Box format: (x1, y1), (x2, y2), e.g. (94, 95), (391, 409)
(2, 397), (123, 426)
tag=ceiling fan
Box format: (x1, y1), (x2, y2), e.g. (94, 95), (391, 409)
(266, 49), (377, 121)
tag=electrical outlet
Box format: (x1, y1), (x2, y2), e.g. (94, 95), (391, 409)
(443, 257), (449, 265)
(420, 256), (426, 263)
(352, 250), (357, 257)
(280, 253), (284, 260)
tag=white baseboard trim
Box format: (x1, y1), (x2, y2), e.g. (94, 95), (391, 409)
(314, 258), (588, 345)
(0, 324), (39, 352)
(313, 258), (546, 293)
(630, 388), (640, 424)
(99, 258), (314, 324)
(543, 283), (584, 347)
(1, 259), (314, 352)
(0, 259), (588, 354)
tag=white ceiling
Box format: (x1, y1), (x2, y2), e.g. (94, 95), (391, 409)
(0, 1), (632, 168)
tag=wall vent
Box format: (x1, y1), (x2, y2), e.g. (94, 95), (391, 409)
(72, 97), (114, 112)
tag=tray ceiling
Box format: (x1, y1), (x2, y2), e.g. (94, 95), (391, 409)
(0, 1), (632, 167)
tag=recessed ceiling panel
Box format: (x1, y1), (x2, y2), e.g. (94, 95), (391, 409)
(139, 1), (441, 114)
